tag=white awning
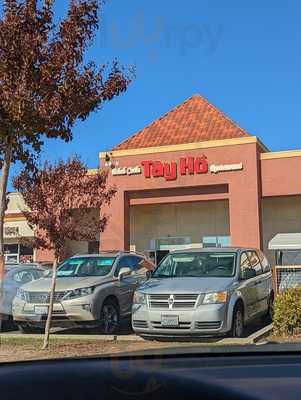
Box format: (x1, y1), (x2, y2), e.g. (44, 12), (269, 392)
(4, 220), (34, 239)
(268, 233), (301, 250)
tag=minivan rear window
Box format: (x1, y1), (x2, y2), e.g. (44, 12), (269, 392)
(153, 252), (236, 278)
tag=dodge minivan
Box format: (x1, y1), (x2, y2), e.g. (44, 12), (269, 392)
(132, 248), (273, 338)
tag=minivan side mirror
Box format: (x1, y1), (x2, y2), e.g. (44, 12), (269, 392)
(118, 267), (131, 280)
(241, 268), (256, 280)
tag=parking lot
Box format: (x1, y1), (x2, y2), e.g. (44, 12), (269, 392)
(2, 317), (270, 339)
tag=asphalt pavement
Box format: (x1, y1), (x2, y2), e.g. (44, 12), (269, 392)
(2, 317), (270, 340)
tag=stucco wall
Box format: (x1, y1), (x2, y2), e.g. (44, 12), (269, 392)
(130, 200), (230, 252)
(262, 195), (301, 264)
(261, 156), (301, 197)
(101, 141), (262, 251)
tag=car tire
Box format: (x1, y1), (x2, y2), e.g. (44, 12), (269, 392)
(98, 299), (120, 335)
(231, 304), (245, 338)
(266, 294), (274, 322)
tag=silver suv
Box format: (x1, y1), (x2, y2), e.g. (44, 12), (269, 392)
(132, 248), (273, 338)
(13, 252), (154, 334)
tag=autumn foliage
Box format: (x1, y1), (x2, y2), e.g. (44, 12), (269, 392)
(0, 0), (131, 280)
(13, 157), (116, 259)
(13, 157), (116, 348)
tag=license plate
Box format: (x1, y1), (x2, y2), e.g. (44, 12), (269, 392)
(161, 315), (179, 327)
(34, 306), (48, 315)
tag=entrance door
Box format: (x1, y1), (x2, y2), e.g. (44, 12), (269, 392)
(151, 236), (192, 264)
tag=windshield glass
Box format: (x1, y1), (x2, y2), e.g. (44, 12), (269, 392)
(56, 257), (116, 277)
(153, 252), (236, 278)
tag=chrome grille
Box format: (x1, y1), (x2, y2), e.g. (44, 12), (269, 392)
(151, 321), (191, 330)
(27, 291), (67, 304)
(195, 321), (222, 330)
(133, 320), (148, 329)
(148, 294), (199, 309)
(149, 302), (169, 309)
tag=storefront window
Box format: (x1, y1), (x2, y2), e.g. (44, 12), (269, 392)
(203, 236), (231, 248)
(4, 243), (34, 263)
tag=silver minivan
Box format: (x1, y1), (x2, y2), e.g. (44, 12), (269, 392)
(132, 248), (273, 338)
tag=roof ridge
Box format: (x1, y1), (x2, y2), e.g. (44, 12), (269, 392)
(197, 94), (251, 137)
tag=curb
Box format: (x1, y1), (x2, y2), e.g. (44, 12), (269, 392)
(0, 325), (273, 344)
(0, 333), (145, 342)
(247, 324), (273, 344)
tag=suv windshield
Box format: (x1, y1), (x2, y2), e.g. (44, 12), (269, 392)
(153, 252), (236, 278)
(56, 257), (116, 277)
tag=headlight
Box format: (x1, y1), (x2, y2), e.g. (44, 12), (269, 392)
(133, 291), (146, 304)
(203, 291), (227, 304)
(64, 286), (95, 300)
(16, 288), (27, 301)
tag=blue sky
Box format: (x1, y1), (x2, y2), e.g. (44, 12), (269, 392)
(8, 0), (301, 188)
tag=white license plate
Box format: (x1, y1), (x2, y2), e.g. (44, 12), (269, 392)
(34, 306), (48, 315)
(161, 315), (179, 327)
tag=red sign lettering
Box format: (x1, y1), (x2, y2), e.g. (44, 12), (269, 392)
(164, 162), (177, 181)
(141, 161), (152, 178)
(152, 161), (164, 177)
(194, 156), (208, 174)
(180, 157), (194, 175)
(141, 156), (209, 181)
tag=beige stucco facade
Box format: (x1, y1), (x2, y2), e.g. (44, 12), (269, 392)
(130, 200), (230, 252)
(262, 196), (301, 263)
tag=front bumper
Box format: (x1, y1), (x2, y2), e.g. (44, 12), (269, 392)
(132, 303), (230, 337)
(12, 296), (96, 328)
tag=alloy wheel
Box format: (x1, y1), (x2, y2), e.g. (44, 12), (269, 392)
(233, 308), (244, 338)
(100, 303), (119, 334)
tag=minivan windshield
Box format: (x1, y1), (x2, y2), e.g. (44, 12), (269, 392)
(153, 252), (236, 278)
(56, 257), (116, 277)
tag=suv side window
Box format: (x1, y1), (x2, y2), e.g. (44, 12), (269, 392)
(247, 251), (263, 276)
(257, 250), (271, 273)
(115, 256), (135, 276)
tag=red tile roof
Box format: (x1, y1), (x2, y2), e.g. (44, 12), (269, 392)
(114, 95), (250, 150)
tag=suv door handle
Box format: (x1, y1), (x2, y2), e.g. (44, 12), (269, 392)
(255, 280), (263, 285)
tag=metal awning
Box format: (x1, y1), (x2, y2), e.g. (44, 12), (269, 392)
(269, 233), (301, 250)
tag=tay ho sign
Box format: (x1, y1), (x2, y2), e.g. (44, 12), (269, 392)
(111, 156), (243, 181)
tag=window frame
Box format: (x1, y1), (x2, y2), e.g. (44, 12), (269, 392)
(114, 256), (136, 277)
(239, 251), (253, 280)
(247, 250), (263, 276)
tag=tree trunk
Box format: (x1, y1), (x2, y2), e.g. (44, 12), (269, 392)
(42, 256), (58, 350)
(0, 138), (13, 331)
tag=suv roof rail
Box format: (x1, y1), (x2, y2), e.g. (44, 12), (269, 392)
(71, 250), (148, 258)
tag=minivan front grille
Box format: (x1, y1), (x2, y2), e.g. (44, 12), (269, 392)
(27, 291), (68, 304)
(195, 321), (222, 330)
(148, 294), (199, 309)
(133, 320), (148, 329)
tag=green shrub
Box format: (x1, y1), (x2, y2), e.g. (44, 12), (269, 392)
(274, 286), (301, 337)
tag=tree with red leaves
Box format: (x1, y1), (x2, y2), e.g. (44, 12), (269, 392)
(0, 0), (131, 282)
(13, 157), (116, 348)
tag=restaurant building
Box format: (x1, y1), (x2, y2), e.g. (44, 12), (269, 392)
(98, 95), (301, 264)
(7, 94), (301, 264)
